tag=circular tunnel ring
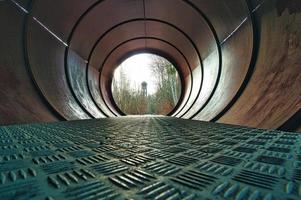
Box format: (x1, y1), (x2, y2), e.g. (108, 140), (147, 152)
(98, 38), (192, 116)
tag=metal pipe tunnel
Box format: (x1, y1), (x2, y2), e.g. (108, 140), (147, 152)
(0, 0), (300, 131)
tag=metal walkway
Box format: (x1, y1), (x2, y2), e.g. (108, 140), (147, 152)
(0, 117), (300, 199)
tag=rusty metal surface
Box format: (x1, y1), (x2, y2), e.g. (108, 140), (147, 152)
(193, 19), (254, 121)
(66, 50), (105, 118)
(190, 0), (253, 122)
(189, 0), (251, 42)
(181, 50), (219, 119)
(87, 65), (116, 117)
(31, 0), (97, 42)
(0, 2), (59, 125)
(145, 0), (215, 59)
(26, 18), (90, 120)
(219, 0), (301, 129)
(69, 0), (144, 60)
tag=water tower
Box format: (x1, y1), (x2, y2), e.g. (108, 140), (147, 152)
(141, 81), (147, 97)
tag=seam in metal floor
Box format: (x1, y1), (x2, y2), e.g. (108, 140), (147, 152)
(0, 116), (300, 200)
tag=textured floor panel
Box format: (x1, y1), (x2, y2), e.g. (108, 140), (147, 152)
(0, 116), (300, 199)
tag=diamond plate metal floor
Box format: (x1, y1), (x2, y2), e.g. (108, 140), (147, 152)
(0, 116), (300, 200)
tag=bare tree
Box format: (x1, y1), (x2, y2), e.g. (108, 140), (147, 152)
(150, 55), (181, 114)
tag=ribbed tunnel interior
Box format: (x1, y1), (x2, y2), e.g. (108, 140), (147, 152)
(1, 1), (301, 199)
(0, 0), (301, 133)
(0, 0), (301, 129)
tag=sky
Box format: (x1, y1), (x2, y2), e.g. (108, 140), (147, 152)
(113, 53), (158, 95)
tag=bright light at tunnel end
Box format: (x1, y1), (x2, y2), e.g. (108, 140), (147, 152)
(111, 53), (182, 115)
(113, 53), (157, 95)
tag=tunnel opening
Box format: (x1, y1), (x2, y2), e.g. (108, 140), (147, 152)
(111, 53), (181, 115)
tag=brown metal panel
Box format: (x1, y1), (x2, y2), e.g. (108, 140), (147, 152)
(218, 1), (301, 129)
(31, 0), (98, 42)
(69, 0), (144, 59)
(89, 20), (196, 77)
(87, 65), (116, 117)
(145, 0), (216, 59)
(0, 2), (58, 125)
(189, 0), (250, 42)
(67, 50), (105, 118)
(89, 21), (146, 71)
(30, 1), (108, 117)
(181, 50), (220, 118)
(26, 18), (90, 120)
(193, 19), (254, 121)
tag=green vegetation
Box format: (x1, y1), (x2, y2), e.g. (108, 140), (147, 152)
(112, 55), (181, 115)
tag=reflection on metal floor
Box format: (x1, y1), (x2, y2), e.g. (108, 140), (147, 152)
(0, 116), (300, 200)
